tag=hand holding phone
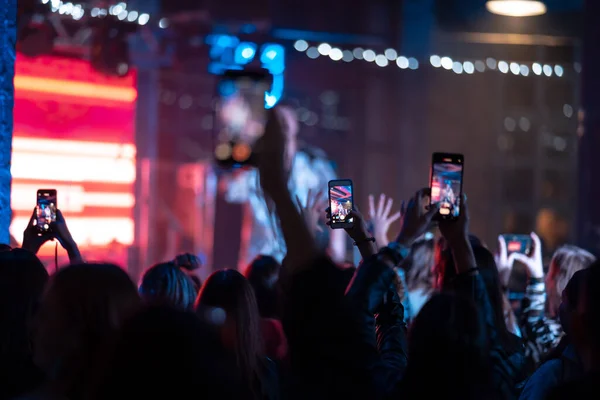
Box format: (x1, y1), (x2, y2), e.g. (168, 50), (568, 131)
(429, 153), (464, 221)
(36, 189), (57, 232)
(328, 179), (354, 229)
(501, 234), (533, 256)
(214, 69), (272, 168)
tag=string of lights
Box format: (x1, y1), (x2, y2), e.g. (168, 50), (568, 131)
(40, 0), (151, 25)
(293, 40), (581, 79)
(39, 1), (580, 80)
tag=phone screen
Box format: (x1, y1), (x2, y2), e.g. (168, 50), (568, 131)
(214, 72), (270, 166)
(329, 180), (354, 228)
(37, 190), (57, 231)
(430, 154), (464, 220)
(502, 234), (532, 255)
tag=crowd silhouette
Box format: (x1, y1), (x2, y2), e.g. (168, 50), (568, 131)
(1, 108), (599, 400)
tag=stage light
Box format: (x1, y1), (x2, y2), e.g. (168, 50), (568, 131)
(543, 64), (553, 76)
(441, 57), (453, 70)
(138, 13), (150, 25)
(375, 55), (388, 67)
(159, 18), (169, 29)
(408, 58), (419, 70)
(353, 48), (364, 59)
(463, 62), (475, 74)
(452, 62), (463, 74)
(385, 48), (398, 60)
(294, 40), (308, 51)
(520, 65), (530, 76)
(127, 11), (139, 22)
(363, 50), (376, 62)
(554, 65), (564, 77)
(14, 76), (137, 102)
(475, 60), (486, 72)
(396, 57), (409, 69)
(317, 43), (331, 56)
(306, 47), (319, 59)
(430, 55), (442, 68)
(342, 50), (353, 62)
(510, 62), (520, 75)
(329, 48), (343, 61)
(532, 63), (542, 75)
(234, 42), (256, 65)
(486, 1), (547, 17)
(498, 61), (509, 73)
(486, 58), (497, 70)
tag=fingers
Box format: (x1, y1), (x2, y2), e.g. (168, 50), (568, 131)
(498, 235), (508, 259)
(530, 231), (542, 256)
(459, 193), (469, 220)
(368, 195), (376, 219)
(383, 197), (393, 219)
(388, 211), (401, 224)
(424, 203), (440, 220)
(400, 200), (407, 216)
(27, 207), (37, 228)
(306, 189), (313, 208)
(377, 194), (385, 218)
(295, 195), (303, 211)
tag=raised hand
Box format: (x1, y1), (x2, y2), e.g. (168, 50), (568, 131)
(296, 189), (327, 238)
(395, 189), (438, 247)
(22, 208), (52, 254)
(495, 235), (512, 287)
(508, 232), (544, 279)
(438, 193), (469, 245)
(368, 194), (401, 246)
(257, 108), (288, 198)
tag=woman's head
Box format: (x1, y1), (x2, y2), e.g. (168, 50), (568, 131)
(195, 269), (262, 383)
(402, 238), (435, 291)
(34, 263), (140, 388)
(139, 262), (198, 310)
(172, 253), (203, 290)
(547, 245), (596, 318)
(244, 255), (281, 318)
(0, 249), (48, 356)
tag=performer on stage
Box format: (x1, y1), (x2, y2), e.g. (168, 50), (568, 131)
(223, 106), (346, 267)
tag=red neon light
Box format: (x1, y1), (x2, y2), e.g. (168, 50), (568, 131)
(15, 75), (137, 102)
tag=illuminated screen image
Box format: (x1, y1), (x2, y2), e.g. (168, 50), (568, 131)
(430, 163), (463, 218)
(36, 193), (57, 231)
(329, 185), (354, 224)
(215, 78), (268, 163)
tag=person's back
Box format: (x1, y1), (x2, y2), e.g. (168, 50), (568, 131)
(92, 305), (244, 399)
(0, 249), (48, 400)
(196, 269), (279, 400)
(398, 293), (497, 400)
(32, 263), (140, 400)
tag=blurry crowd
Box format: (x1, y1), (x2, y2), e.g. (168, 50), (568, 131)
(1, 108), (599, 400)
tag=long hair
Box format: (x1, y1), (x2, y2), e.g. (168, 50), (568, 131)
(34, 263), (140, 399)
(139, 262), (198, 311)
(195, 269), (263, 392)
(402, 238), (435, 291)
(244, 255), (281, 318)
(0, 249), (48, 399)
(549, 245), (596, 294)
(434, 240), (520, 353)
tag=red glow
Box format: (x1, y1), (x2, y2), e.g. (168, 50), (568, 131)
(11, 53), (136, 267)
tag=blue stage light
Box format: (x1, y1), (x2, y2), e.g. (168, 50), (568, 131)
(234, 42), (257, 65)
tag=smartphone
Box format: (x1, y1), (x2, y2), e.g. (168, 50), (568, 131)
(501, 234), (533, 256)
(430, 153), (464, 221)
(36, 189), (57, 232)
(328, 179), (354, 229)
(214, 69), (272, 168)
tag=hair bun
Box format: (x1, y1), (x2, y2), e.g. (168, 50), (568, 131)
(173, 253), (202, 271)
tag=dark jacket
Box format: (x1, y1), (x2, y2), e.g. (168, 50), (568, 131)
(281, 256), (407, 400)
(452, 273), (525, 399)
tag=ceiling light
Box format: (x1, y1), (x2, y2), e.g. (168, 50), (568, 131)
(486, 1), (547, 17)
